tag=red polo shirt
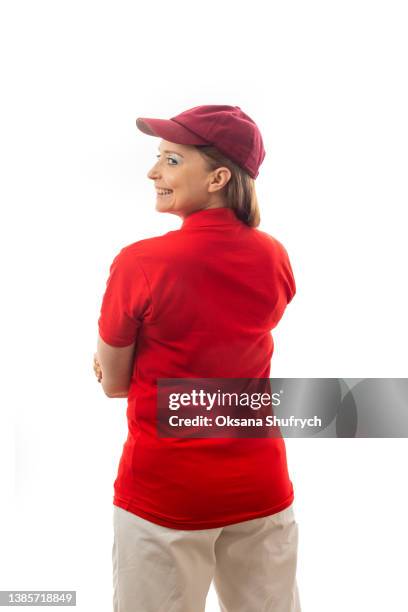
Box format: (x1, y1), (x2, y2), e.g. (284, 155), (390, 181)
(98, 206), (296, 530)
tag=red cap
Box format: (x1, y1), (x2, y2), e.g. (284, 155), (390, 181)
(136, 105), (266, 179)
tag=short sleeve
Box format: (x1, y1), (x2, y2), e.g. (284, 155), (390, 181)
(280, 246), (296, 304)
(97, 248), (152, 347)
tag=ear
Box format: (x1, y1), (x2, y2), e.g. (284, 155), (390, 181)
(209, 166), (231, 192)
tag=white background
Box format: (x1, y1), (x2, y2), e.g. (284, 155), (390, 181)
(1, 1), (407, 610)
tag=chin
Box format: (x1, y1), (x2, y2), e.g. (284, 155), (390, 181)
(156, 201), (173, 213)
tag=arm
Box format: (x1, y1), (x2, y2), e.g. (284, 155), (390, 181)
(95, 246), (151, 398)
(95, 334), (137, 398)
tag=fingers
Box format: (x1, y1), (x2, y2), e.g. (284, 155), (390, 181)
(93, 354), (102, 383)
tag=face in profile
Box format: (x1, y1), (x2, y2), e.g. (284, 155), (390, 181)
(147, 139), (231, 218)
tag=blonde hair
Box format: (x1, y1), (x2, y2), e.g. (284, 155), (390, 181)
(194, 145), (261, 228)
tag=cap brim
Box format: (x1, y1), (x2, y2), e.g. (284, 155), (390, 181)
(135, 117), (209, 145)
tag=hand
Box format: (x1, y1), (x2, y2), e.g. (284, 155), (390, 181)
(93, 352), (102, 383)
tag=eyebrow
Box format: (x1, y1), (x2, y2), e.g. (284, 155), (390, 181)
(157, 148), (184, 157)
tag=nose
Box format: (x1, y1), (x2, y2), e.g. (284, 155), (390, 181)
(147, 164), (160, 181)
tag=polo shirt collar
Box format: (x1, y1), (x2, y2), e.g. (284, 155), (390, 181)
(181, 207), (240, 230)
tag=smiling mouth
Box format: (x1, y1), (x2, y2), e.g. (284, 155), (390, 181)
(156, 190), (173, 197)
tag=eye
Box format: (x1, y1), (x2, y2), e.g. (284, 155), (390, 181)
(156, 154), (178, 165)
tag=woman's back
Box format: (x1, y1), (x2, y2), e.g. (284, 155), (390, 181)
(98, 206), (297, 530)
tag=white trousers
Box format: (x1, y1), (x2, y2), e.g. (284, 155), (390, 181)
(112, 503), (301, 612)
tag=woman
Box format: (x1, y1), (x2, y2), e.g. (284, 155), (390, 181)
(94, 105), (301, 612)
